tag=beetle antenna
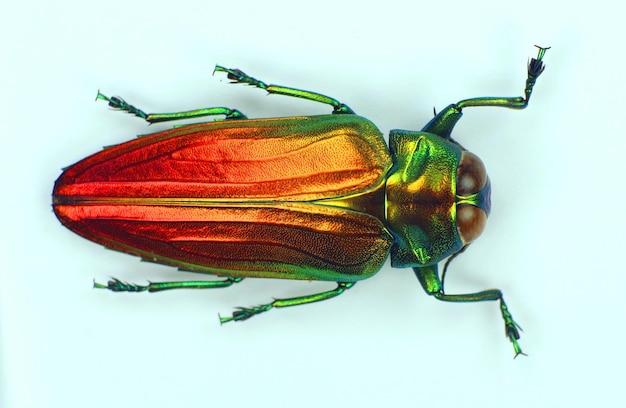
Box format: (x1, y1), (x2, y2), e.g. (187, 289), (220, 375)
(441, 244), (470, 289)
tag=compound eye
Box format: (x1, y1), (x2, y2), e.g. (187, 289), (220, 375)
(457, 151), (487, 195)
(457, 205), (487, 244)
(456, 151), (489, 244)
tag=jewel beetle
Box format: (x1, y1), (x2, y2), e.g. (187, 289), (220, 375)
(53, 46), (549, 357)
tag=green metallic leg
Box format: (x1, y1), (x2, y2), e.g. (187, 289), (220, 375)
(414, 265), (524, 358)
(214, 65), (355, 114)
(94, 276), (244, 292)
(96, 91), (248, 123)
(422, 46), (549, 138)
(219, 282), (355, 324)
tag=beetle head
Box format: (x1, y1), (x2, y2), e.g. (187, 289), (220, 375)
(386, 131), (490, 267)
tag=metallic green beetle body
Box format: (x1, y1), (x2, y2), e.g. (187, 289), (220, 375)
(53, 47), (549, 357)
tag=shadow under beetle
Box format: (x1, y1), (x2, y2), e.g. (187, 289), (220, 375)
(53, 46), (549, 357)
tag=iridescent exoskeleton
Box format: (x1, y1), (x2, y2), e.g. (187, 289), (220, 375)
(53, 46), (549, 357)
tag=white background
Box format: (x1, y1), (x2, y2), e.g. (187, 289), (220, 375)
(1, 1), (623, 407)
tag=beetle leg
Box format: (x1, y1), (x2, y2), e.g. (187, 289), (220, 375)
(219, 282), (355, 324)
(93, 276), (244, 292)
(456, 45), (549, 110)
(96, 91), (248, 123)
(214, 65), (355, 114)
(413, 265), (525, 358)
(422, 46), (549, 139)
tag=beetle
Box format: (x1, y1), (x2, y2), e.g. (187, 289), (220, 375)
(53, 46), (548, 357)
